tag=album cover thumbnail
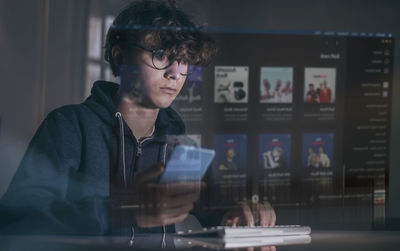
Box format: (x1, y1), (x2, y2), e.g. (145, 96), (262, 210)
(304, 67), (336, 104)
(260, 67), (293, 103)
(302, 133), (334, 168)
(259, 134), (291, 169)
(213, 134), (247, 171)
(214, 66), (249, 103)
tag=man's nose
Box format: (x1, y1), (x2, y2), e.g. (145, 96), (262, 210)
(164, 61), (181, 80)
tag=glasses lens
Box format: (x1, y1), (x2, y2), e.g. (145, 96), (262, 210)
(152, 49), (171, 69)
(178, 62), (191, 76)
(152, 49), (192, 76)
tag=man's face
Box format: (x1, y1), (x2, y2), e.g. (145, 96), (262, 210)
(226, 148), (236, 159)
(122, 47), (187, 108)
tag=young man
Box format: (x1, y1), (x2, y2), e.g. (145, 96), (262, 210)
(0, 0), (275, 235)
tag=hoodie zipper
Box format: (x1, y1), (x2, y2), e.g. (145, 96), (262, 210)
(116, 112), (167, 240)
(115, 112), (155, 184)
(136, 137), (153, 157)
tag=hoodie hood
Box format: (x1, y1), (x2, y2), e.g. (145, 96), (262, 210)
(83, 81), (185, 137)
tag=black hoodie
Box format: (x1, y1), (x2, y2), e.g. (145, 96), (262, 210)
(0, 81), (185, 235)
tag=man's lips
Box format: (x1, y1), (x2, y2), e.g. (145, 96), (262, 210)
(160, 87), (178, 95)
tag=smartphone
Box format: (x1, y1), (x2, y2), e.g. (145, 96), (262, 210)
(159, 145), (216, 183)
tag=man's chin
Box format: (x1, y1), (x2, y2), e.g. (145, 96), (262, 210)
(157, 102), (173, 109)
(140, 96), (174, 109)
(151, 99), (174, 109)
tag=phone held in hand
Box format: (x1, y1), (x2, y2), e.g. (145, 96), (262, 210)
(159, 145), (216, 184)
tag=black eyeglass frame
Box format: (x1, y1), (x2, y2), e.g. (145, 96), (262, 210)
(130, 44), (192, 76)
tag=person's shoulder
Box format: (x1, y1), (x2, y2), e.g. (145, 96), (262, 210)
(43, 103), (105, 132)
(44, 98), (114, 131)
(46, 104), (89, 121)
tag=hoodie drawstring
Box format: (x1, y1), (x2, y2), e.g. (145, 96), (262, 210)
(115, 112), (127, 188)
(161, 143), (168, 248)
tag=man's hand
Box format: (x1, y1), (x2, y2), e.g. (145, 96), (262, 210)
(133, 163), (203, 228)
(221, 201), (276, 227)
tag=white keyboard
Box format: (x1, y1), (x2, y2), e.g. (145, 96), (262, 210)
(176, 225), (311, 239)
(174, 235), (312, 249)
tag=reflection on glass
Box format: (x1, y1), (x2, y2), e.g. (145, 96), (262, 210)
(87, 16), (102, 60)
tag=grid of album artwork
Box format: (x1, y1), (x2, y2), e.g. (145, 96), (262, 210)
(171, 31), (393, 229)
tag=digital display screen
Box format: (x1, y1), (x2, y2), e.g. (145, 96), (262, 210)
(172, 30), (394, 228)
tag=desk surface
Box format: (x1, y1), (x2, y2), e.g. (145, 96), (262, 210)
(2, 230), (400, 250)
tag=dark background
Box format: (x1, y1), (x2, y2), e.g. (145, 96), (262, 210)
(0, 0), (399, 228)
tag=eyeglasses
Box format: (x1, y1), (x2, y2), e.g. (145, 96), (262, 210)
(131, 44), (192, 76)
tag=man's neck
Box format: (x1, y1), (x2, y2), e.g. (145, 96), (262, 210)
(116, 94), (159, 140)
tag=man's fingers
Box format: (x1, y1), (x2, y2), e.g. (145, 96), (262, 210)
(164, 181), (202, 195)
(245, 201), (276, 227)
(258, 201), (276, 226)
(158, 192), (200, 209)
(269, 207), (276, 226)
(257, 203), (269, 226)
(155, 202), (194, 217)
(134, 163), (164, 184)
(260, 246), (276, 251)
(221, 201), (276, 227)
(263, 201), (276, 226)
(222, 217), (239, 227)
(232, 217), (239, 227)
(239, 201), (255, 226)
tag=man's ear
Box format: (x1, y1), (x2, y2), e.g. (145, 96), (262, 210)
(111, 46), (123, 65)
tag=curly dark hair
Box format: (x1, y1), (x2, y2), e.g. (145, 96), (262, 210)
(104, 0), (218, 77)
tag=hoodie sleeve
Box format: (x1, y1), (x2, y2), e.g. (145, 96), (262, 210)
(0, 109), (109, 235)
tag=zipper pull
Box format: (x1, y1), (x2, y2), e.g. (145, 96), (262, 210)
(137, 142), (142, 156)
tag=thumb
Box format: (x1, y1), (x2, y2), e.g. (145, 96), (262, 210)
(134, 162), (165, 184)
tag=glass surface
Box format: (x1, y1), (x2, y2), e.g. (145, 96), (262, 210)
(87, 16), (102, 60)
